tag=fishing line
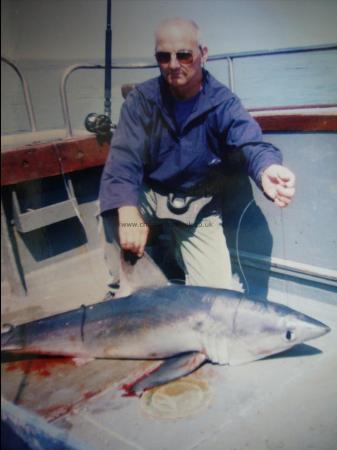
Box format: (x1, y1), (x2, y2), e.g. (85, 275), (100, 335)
(54, 144), (107, 295)
(54, 144), (85, 229)
(280, 207), (290, 307)
(236, 198), (290, 303)
(235, 198), (254, 295)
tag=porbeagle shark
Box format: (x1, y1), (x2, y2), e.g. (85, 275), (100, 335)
(1, 252), (330, 395)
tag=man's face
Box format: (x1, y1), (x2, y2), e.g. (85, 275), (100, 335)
(155, 24), (207, 97)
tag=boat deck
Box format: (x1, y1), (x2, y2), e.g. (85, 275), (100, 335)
(2, 281), (337, 450)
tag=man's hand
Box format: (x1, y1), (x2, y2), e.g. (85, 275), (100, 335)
(118, 206), (149, 257)
(261, 164), (296, 208)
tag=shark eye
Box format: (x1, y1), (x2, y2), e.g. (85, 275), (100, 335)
(285, 330), (295, 341)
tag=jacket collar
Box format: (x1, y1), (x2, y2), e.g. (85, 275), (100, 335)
(137, 70), (232, 132)
(140, 70), (230, 106)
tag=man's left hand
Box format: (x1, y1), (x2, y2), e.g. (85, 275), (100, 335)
(261, 164), (296, 208)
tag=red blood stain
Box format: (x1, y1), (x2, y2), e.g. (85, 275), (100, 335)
(121, 385), (138, 397)
(4, 357), (76, 377)
(83, 390), (100, 400)
(121, 363), (161, 397)
(36, 390), (101, 420)
(37, 403), (74, 420)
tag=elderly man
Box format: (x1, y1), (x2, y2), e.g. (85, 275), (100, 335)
(99, 17), (295, 288)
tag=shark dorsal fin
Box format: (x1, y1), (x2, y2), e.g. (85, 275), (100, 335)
(115, 251), (169, 298)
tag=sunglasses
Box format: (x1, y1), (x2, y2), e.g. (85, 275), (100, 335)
(155, 50), (194, 65)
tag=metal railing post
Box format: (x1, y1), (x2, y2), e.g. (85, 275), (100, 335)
(1, 56), (37, 132)
(227, 57), (235, 92)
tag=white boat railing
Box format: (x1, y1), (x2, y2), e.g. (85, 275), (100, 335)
(2, 43), (337, 137)
(59, 43), (337, 137)
(1, 56), (37, 133)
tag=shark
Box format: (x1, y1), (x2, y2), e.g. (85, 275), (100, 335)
(1, 252), (330, 395)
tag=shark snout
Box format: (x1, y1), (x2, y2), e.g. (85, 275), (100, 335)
(306, 320), (330, 340)
(290, 314), (331, 344)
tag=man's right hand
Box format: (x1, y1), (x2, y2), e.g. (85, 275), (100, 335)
(118, 206), (149, 257)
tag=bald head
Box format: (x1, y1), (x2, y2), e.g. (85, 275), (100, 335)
(154, 18), (208, 99)
(155, 18), (202, 50)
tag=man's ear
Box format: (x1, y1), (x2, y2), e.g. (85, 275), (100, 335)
(200, 46), (208, 65)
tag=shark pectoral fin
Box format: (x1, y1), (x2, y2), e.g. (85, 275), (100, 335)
(126, 352), (207, 396)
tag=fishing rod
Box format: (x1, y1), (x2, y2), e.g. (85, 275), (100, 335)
(104, 0), (112, 119)
(85, 0), (115, 142)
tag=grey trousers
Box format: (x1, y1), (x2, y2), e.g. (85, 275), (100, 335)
(100, 186), (233, 289)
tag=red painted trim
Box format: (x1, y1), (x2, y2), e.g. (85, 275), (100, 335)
(255, 114), (337, 132)
(248, 103), (337, 112)
(1, 114), (336, 186)
(1, 136), (109, 186)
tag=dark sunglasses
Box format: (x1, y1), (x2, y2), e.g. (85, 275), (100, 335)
(155, 50), (194, 65)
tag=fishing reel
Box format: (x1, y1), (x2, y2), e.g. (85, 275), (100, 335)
(84, 113), (116, 144)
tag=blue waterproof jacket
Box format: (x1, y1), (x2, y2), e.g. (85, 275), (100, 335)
(99, 70), (282, 214)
